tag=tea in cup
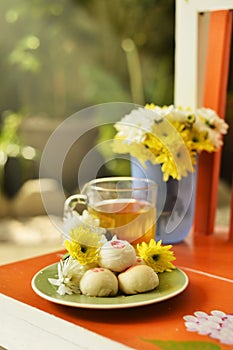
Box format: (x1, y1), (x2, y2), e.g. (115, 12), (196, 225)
(64, 177), (157, 244)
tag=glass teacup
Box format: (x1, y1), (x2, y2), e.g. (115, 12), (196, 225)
(64, 177), (157, 245)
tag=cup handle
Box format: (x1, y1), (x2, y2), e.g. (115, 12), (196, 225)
(63, 194), (87, 219)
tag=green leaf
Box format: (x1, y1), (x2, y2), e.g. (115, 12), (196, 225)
(142, 339), (221, 350)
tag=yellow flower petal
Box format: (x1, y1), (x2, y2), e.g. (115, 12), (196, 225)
(136, 239), (176, 273)
(65, 225), (103, 265)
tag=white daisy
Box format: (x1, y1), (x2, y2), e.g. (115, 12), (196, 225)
(48, 256), (97, 295)
(114, 107), (161, 144)
(196, 107), (229, 134)
(80, 209), (101, 227)
(63, 210), (106, 241)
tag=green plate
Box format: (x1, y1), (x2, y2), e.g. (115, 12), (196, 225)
(31, 264), (188, 309)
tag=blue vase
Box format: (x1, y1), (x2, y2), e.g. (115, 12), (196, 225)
(131, 157), (197, 244)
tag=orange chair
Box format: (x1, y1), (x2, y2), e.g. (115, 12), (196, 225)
(194, 10), (233, 240)
(230, 176), (233, 241)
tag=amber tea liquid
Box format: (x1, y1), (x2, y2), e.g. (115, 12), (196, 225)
(88, 199), (156, 244)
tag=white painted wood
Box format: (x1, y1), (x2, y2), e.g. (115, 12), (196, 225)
(194, 0), (233, 12)
(0, 294), (133, 350)
(175, 1), (199, 107)
(197, 12), (210, 106)
(174, 0), (233, 108)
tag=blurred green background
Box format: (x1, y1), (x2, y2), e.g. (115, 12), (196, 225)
(0, 0), (232, 202)
(0, 0), (176, 198)
(0, 0), (174, 119)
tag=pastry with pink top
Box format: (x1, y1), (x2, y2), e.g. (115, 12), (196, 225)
(80, 267), (118, 297)
(99, 236), (137, 272)
(118, 265), (159, 295)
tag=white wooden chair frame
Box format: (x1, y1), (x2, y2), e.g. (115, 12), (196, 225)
(174, 0), (233, 239)
(175, 0), (233, 108)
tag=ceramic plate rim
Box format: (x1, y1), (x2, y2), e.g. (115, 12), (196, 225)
(31, 264), (189, 309)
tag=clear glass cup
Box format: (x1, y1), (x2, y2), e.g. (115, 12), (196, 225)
(64, 177), (157, 244)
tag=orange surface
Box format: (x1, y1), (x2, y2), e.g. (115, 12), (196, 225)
(0, 232), (233, 350)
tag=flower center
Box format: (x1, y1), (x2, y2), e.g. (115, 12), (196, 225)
(192, 136), (199, 143)
(187, 114), (195, 123)
(152, 254), (160, 261)
(81, 246), (87, 253)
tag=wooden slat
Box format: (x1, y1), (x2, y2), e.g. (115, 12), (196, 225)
(194, 10), (233, 235)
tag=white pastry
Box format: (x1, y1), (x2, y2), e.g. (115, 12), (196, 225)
(118, 265), (159, 295)
(80, 267), (118, 297)
(99, 237), (137, 272)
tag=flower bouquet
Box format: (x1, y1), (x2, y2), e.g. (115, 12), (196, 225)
(112, 104), (228, 243)
(113, 104), (228, 181)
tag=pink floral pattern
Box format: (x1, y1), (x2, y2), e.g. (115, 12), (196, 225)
(184, 310), (233, 345)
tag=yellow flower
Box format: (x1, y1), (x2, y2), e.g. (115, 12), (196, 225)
(145, 103), (155, 109)
(65, 225), (103, 265)
(187, 129), (216, 153)
(144, 125), (193, 181)
(112, 136), (158, 166)
(136, 239), (176, 273)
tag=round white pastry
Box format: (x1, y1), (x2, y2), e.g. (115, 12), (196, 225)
(99, 238), (137, 272)
(80, 267), (118, 297)
(118, 265), (159, 295)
